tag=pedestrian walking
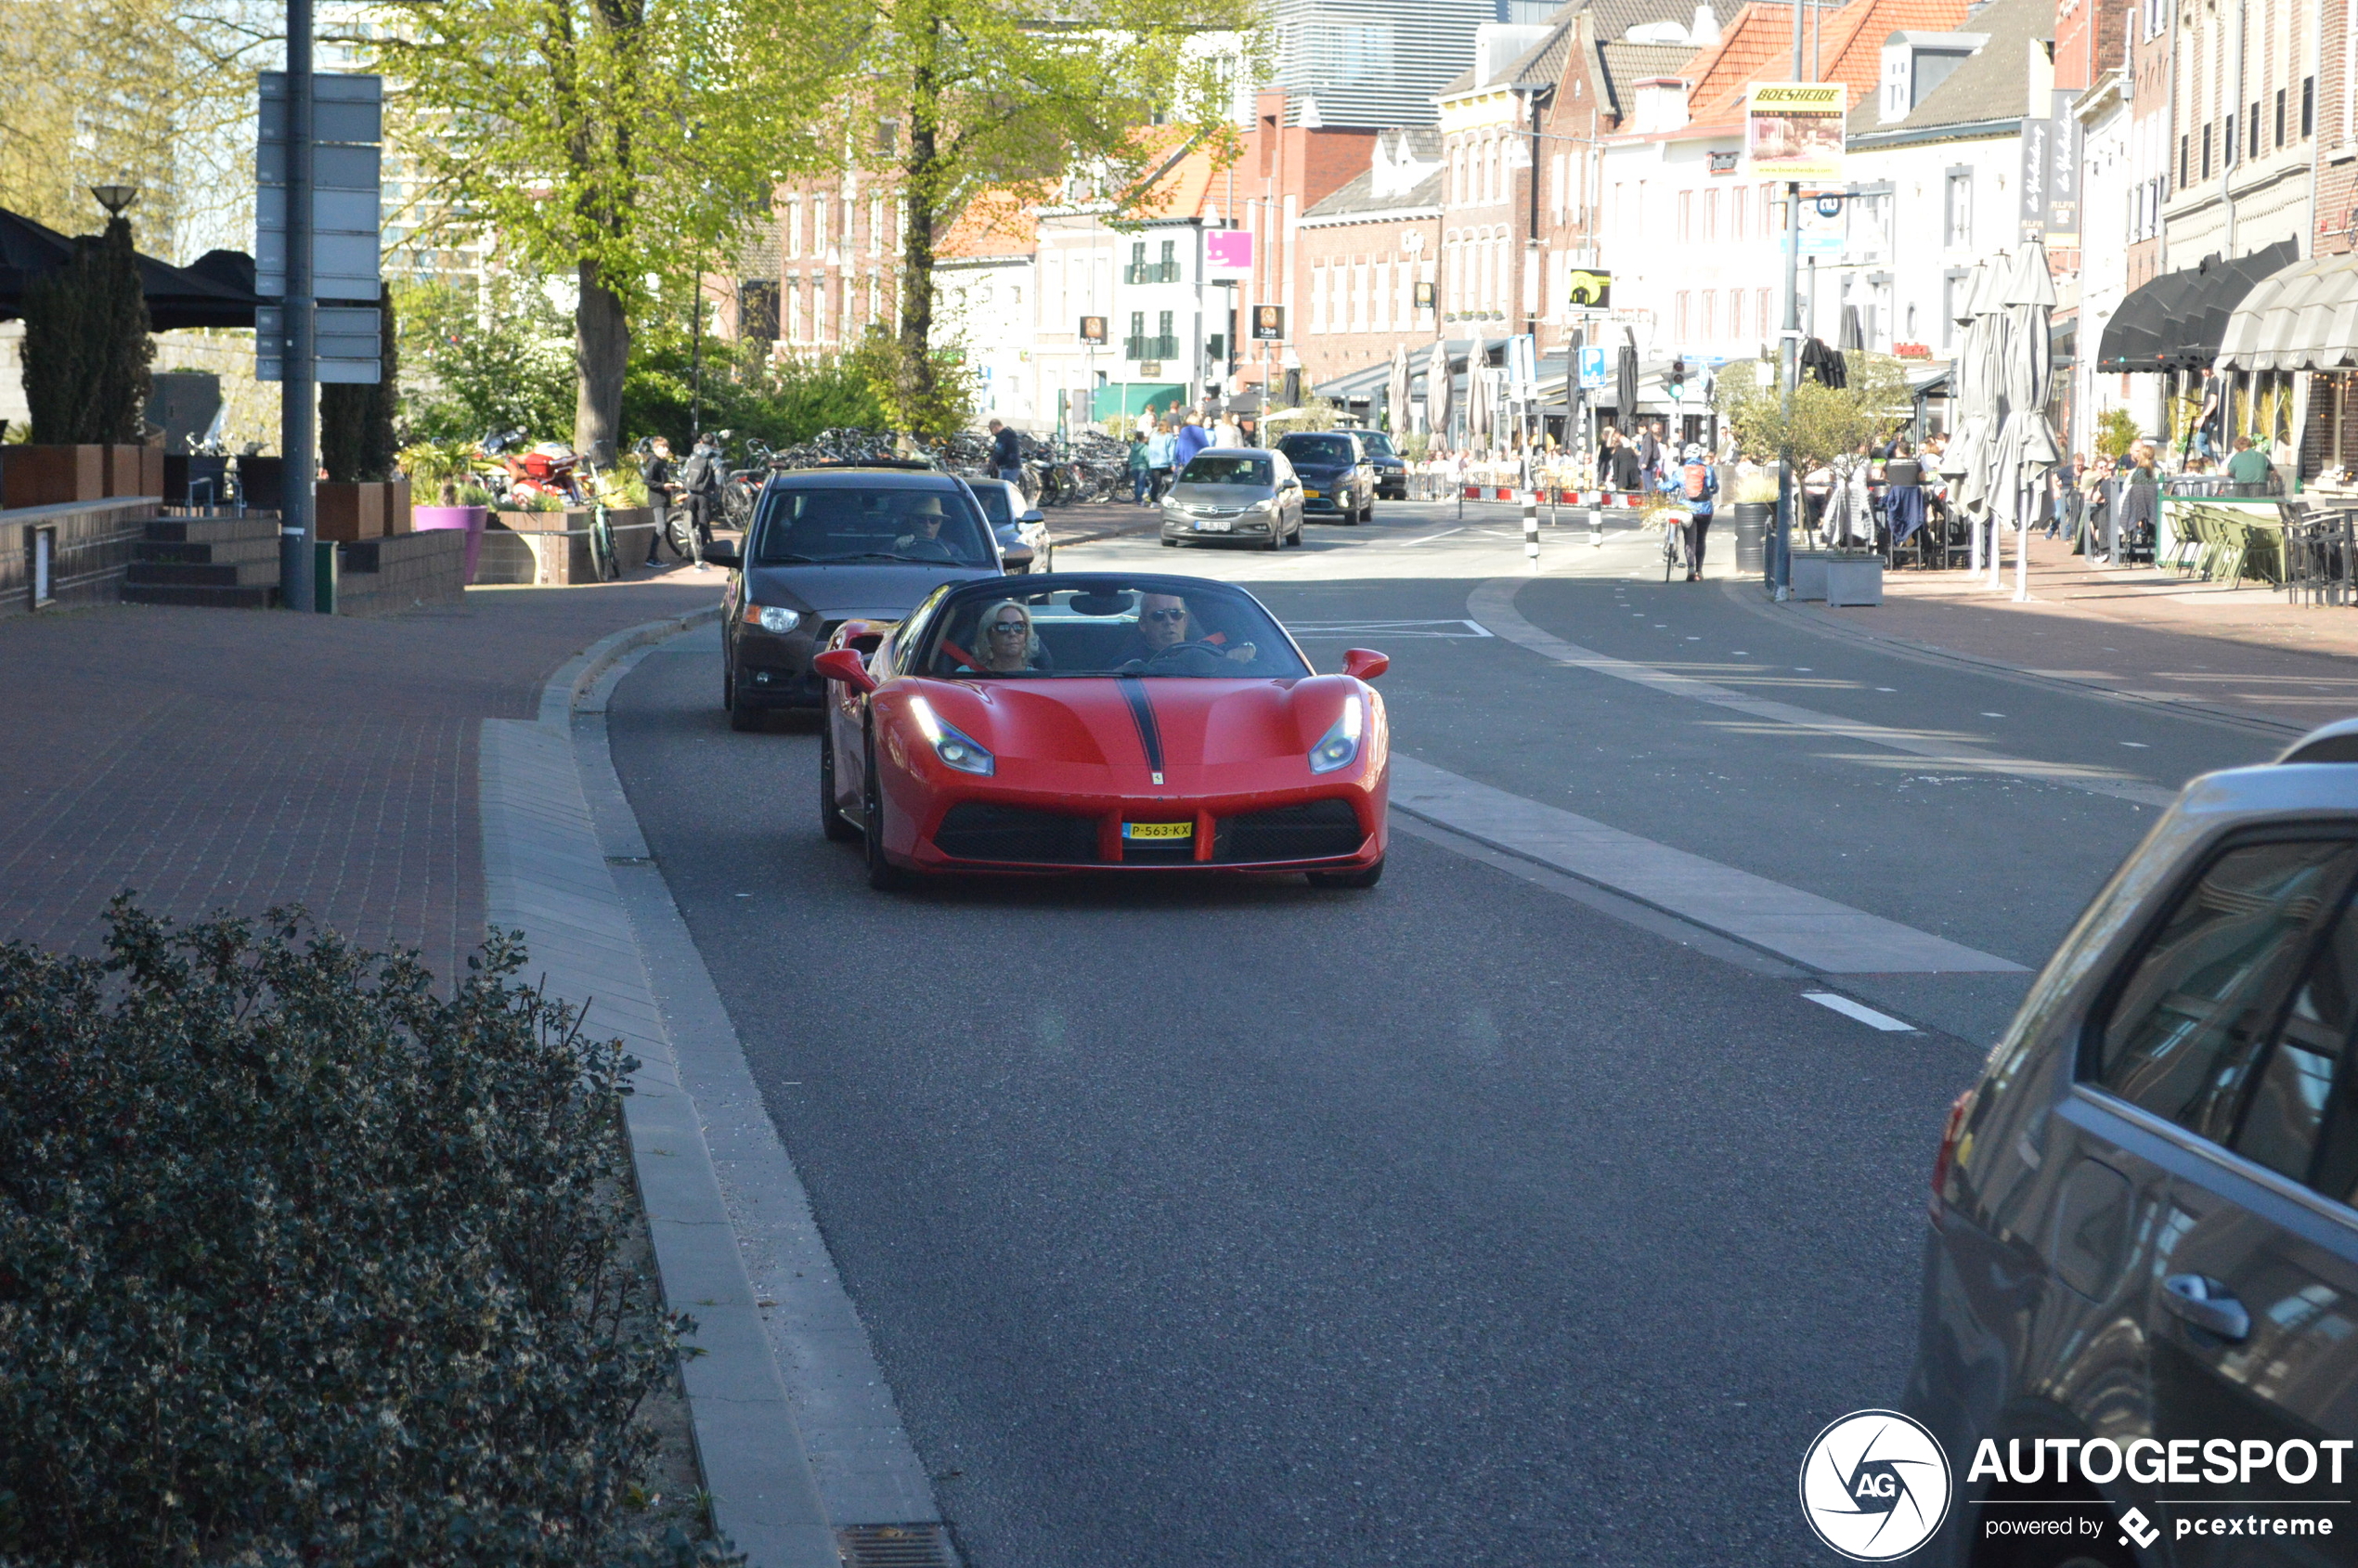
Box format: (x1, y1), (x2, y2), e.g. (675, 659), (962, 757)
(1212, 411), (1244, 448)
(639, 436), (679, 566)
(678, 432), (723, 552)
(1678, 443), (1717, 581)
(988, 419), (1024, 486)
(1127, 433), (1152, 504)
(1175, 410), (1211, 468)
(1608, 431), (1642, 494)
(1134, 405), (1160, 441)
(1146, 420), (1177, 501)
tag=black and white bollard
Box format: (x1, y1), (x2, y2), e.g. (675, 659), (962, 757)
(1523, 493), (1540, 562)
(1588, 507), (1604, 549)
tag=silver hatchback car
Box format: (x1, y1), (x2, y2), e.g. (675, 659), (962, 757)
(1160, 449), (1304, 550)
(1906, 719), (2358, 1567)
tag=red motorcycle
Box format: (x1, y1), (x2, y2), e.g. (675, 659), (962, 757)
(477, 430), (585, 507)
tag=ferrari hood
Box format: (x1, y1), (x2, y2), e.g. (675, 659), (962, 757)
(913, 676), (1367, 772)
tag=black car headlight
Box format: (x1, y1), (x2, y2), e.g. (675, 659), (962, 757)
(746, 603), (807, 637)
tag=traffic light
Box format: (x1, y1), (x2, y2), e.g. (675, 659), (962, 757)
(1667, 356), (1687, 397)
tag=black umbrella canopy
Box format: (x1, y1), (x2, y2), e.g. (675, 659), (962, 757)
(1614, 332), (1639, 434)
(0, 207), (260, 330)
(2095, 239), (2295, 372)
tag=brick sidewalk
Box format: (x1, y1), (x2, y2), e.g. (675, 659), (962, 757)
(1785, 534), (2358, 733)
(0, 567), (724, 980)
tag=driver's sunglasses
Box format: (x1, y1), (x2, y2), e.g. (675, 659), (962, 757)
(1141, 608), (1187, 624)
(987, 620), (1028, 636)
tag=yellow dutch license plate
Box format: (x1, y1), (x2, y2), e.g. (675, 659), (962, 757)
(1302, 488), (1322, 499)
(1122, 822), (1192, 840)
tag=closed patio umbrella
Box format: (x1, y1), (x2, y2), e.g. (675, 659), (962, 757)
(1465, 335), (1490, 452)
(1615, 330), (1639, 435)
(1424, 338), (1453, 449)
(1388, 343), (1413, 442)
(1990, 240), (2061, 599)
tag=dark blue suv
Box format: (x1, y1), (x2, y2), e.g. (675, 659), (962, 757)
(1907, 719), (2358, 1566)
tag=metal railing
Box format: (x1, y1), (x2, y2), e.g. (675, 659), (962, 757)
(1122, 334), (1180, 361)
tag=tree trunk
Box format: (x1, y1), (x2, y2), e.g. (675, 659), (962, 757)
(575, 262), (629, 465)
(897, 13), (940, 419)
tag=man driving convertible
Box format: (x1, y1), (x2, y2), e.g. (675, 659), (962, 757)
(1116, 591), (1260, 671)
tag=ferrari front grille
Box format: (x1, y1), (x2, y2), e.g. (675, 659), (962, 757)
(1215, 799), (1365, 863)
(932, 802), (1101, 863)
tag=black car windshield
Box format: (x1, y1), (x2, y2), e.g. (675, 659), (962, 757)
(914, 579), (1310, 680)
(1277, 434), (1354, 466)
(752, 483), (995, 566)
(1358, 432), (1398, 459)
(1177, 455), (1272, 486)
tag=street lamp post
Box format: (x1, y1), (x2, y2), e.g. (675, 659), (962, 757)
(280, 0), (317, 612)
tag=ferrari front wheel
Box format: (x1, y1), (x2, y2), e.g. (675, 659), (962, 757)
(862, 732), (913, 890)
(819, 723), (860, 843)
(1307, 857), (1383, 889)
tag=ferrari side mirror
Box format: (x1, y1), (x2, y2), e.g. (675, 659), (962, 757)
(1342, 648), (1389, 681)
(812, 647), (878, 694)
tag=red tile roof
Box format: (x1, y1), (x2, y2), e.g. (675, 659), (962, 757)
(1672, 0), (1974, 134)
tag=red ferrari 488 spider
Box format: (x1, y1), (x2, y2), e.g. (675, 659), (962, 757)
(812, 573), (1390, 889)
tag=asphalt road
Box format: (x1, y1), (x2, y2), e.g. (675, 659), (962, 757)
(605, 499), (2286, 1566)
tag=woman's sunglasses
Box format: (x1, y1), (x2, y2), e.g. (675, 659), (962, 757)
(988, 620), (1028, 636)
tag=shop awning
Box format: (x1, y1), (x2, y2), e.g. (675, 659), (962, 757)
(0, 207), (262, 330)
(2094, 240), (2297, 372)
(1099, 382), (1188, 418)
(2218, 252), (2358, 371)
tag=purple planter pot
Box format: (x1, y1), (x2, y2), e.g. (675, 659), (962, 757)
(410, 504), (487, 584)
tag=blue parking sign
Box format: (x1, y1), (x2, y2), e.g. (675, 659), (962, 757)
(1578, 346), (1608, 389)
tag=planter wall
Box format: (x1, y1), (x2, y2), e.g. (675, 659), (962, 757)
(478, 509), (659, 586)
(334, 528), (468, 616)
(1823, 558), (1884, 607)
(410, 504), (488, 584)
(316, 482), (386, 541)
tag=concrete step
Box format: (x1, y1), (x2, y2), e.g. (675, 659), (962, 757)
(136, 535), (281, 566)
(122, 582), (278, 610)
(146, 517), (283, 546)
(125, 559), (279, 589)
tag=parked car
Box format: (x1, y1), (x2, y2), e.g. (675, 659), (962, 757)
(705, 466), (1005, 731)
(810, 572), (1390, 890)
(1356, 429), (1409, 499)
(1275, 431), (1378, 525)
(1904, 717), (2358, 1566)
(966, 475), (1055, 573)
(1159, 450), (1304, 550)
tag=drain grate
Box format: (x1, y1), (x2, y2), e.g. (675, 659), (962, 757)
(837, 1523), (959, 1568)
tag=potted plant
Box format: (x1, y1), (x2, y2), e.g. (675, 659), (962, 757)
(317, 299), (403, 540)
(403, 441), (489, 583)
(6, 212), (155, 508)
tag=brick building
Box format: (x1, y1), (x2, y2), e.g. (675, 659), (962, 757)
(1293, 131), (1444, 386)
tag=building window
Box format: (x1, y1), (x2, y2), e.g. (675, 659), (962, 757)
(1674, 291), (1690, 341)
(2303, 76), (2315, 137)
(1311, 266), (1327, 332)
(2248, 102), (2260, 162)
(1704, 188), (1719, 241)
(1728, 290), (1743, 341)
(1678, 190), (1692, 242)
(1759, 182), (1774, 236)
(1757, 288), (1772, 340)
(1944, 171), (1973, 247)
(2201, 122), (2212, 179)
(2275, 87), (2287, 148)
(1731, 188), (1746, 241)
(1700, 290), (1716, 339)
(1941, 268), (1966, 347)
(2179, 134), (2189, 188)
(787, 200), (802, 258)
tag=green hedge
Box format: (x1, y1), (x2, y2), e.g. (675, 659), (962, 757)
(0, 901), (736, 1567)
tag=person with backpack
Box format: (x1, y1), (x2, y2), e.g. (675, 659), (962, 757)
(678, 432), (723, 551)
(1677, 443), (1717, 581)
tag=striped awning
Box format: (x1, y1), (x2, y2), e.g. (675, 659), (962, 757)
(2218, 253), (2358, 371)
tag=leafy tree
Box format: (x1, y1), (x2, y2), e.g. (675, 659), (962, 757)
(321, 292), (400, 481)
(2093, 408), (2140, 462)
(395, 278), (577, 446)
(1713, 353), (1911, 477)
(843, 0), (1255, 429)
(620, 331), (887, 449)
(369, 0), (848, 463)
(20, 216), (153, 444)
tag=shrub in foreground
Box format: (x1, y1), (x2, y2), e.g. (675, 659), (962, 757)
(0, 901), (732, 1567)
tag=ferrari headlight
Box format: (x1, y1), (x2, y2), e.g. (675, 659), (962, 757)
(1308, 697), (1363, 774)
(908, 695), (995, 776)
(749, 603), (804, 636)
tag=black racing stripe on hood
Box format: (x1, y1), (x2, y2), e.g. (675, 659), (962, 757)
(1117, 679), (1164, 775)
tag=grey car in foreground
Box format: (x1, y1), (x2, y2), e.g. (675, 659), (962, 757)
(1905, 719), (2358, 1567)
(1159, 449), (1304, 550)
(707, 465), (1003, 729)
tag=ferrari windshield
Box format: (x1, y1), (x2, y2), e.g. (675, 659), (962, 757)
(915, 579), (1310, 680)
(751, 481), (995, 567)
